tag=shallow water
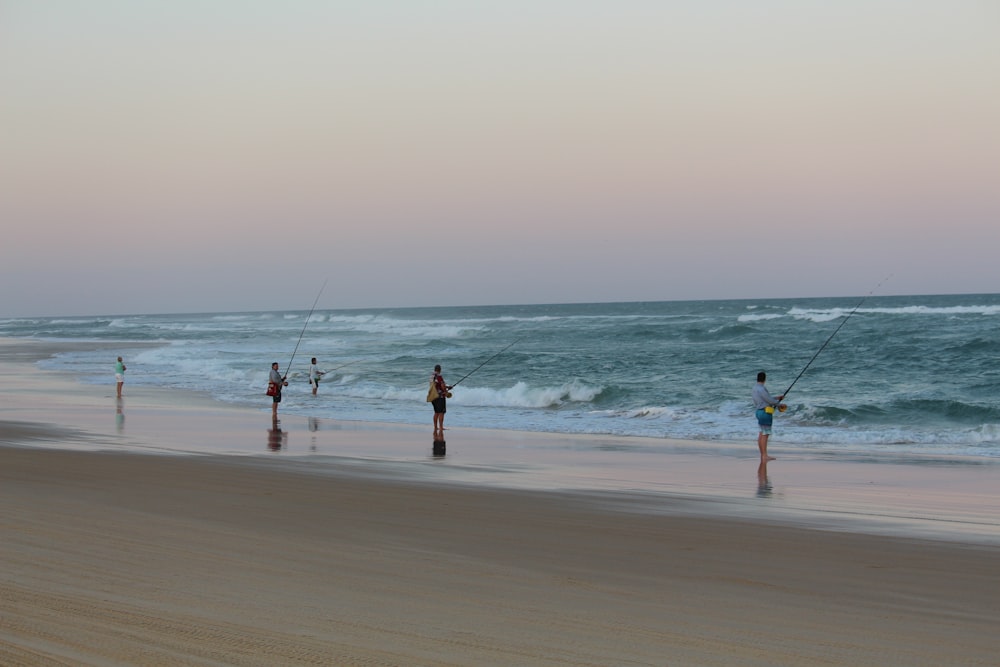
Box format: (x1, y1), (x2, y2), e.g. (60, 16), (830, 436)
(4, 294), (1000, 460)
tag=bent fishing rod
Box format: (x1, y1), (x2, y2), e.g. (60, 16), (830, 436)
(781, 276), (890, 400)
(282, 279), (327, 379)
(450, 338), (521, 389)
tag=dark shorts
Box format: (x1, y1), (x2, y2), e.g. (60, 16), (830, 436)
(273, 393), (282, 404)
(432, 397), (447, 414)
(756, 408), (772, 431)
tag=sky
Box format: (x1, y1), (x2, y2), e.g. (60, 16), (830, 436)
(2, 1), (998, 317)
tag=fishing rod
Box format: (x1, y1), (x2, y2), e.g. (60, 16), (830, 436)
(282, 279), (327, 379)
(450, 338), (521, 389)
(781, 276), (891, 400)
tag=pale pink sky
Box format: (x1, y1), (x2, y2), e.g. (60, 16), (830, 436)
(2, 1), (998, 316)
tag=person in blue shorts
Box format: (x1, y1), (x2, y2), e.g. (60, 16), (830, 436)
(752, 371), (785, 461)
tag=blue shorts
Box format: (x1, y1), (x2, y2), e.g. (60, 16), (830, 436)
(756, 408), (773, 434)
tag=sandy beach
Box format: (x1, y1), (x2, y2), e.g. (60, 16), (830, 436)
(2, 339), (999, 666)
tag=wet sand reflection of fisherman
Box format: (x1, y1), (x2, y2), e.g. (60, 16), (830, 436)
(115, 397), (125, 432)
(267, 422), (287, 451)
(757, 460), (772, 498)
(309, 416), (320, 451)
(432, 433), (446, 458)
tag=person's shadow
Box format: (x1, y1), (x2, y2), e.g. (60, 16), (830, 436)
(756, 460), (773, 498)
(268, 423), (288, 451)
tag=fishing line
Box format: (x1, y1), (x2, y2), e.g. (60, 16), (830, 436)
(316, 359), (360, 378)
(450, 338), (521, 389)
(325, 360), (360, 373)
(781, 275), (891, 400)
(282, 279), (327, 378)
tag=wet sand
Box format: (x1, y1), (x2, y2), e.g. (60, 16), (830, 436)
(1, 338), (999, 665)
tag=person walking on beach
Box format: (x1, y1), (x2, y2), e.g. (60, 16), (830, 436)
(308, 357), (324, 395)
(752, 371), (785, 461)
(428, 364), (451, 432)
(115, 356), (127, 398)
(269, 362), (288, 421)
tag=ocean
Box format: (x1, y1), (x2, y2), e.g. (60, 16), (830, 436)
(4, 293), (1000, 459)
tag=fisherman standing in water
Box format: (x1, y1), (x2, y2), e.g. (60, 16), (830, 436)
(269, 362), (288, 421)
(308, 357), (324, 395)
(752, 371), (785, 461)
(429, 364), (451, 433)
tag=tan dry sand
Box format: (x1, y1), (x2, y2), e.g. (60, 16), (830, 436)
(1, 444), (998, 667)
(1, 338), (998, 665)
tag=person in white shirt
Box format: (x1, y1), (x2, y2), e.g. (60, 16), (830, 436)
(309, 358), (325, 395)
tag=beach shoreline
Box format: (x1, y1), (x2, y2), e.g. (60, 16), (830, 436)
(2, 336), (1000, 544)
(2, 337), (999, 664)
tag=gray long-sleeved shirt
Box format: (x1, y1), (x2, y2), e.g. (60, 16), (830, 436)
(752, 382), (780, 410)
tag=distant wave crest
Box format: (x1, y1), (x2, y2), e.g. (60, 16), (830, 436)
(789, 304), (1000, 323)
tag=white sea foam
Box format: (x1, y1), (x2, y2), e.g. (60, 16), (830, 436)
(787, 308), (847, 323)
(736, 313), (783, 322)
(320, 314), (485, 338)
(47, 318), (107, 325)
(788, 304), (1000, 323)
(617, 406), (678, 420)
(211, 314), (269, 321)
(861, 305), (1000, 316)
(457, 380), (603, 408)
(340, 380), (605, 410)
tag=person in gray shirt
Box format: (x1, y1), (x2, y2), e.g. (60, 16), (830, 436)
(269, 362), (288, 422)
(752, 371), (785, 461)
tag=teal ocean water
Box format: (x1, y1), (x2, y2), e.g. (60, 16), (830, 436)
(4, 293), (1000, 459)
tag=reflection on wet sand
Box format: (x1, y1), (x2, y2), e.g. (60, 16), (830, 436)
(267, 423), (287, 451)
(115, 398), (125, 432)
(757, 460), (772, 498)
(308, 416), (319, 451)
(432, 434), (446, 458)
